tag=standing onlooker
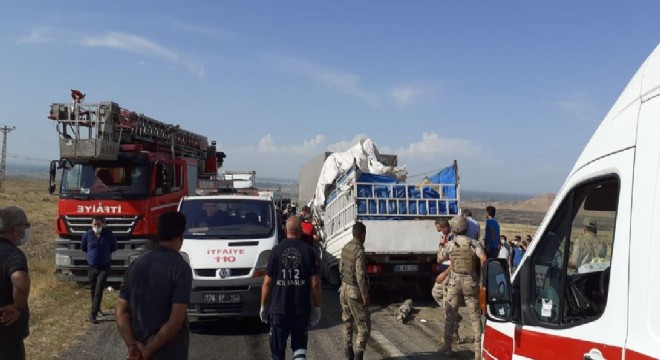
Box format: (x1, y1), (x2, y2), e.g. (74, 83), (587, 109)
(260, 216), (322, 360)
(483, 206), (501, 259)
(300, 205), (322, 247)
(438, 215), (487, 357)
(431, 218), (454, 306)
(0, 206), (31, 360)
(116, 211), (192, 360)
(82, 216), (117, 324)
(525, 234), (532, 245)
(462, 209), (481, 241)
(340, 222), (371, 360)
(498, 235), (512, 271)
(275, 205), (284, 242)
(511, 235), (526, 273)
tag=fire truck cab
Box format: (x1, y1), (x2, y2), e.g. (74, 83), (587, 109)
(48, 90), (224, 282)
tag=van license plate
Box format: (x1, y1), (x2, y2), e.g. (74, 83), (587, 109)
(203, 293), (241, 304)
(394, 265), (419, 272)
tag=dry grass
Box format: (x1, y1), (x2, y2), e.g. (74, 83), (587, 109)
(0, 178), (117, 360)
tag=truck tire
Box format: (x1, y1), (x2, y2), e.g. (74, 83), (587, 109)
(325, 265), (340, 285)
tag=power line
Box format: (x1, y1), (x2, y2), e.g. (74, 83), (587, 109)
(7, 153), (52, 162)
(407, 142), (587, 179)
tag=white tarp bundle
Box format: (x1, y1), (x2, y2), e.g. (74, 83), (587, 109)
(313, 138), (407, 207)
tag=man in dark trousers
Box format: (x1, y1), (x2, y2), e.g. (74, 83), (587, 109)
(0, 206), (32, 360)
(82, 216), (117, 324)
(483, 206), (501, 259)
(116, 211), (192, 360)
(260, 216), (322, 360)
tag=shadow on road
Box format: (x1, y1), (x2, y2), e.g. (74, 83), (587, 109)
(382, 349), (474, 360)
(190, 317), (269, 336)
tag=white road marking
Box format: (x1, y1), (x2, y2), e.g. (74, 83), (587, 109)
(370, 330), (410, 359)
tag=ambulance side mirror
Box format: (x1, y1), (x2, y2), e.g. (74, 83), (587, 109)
(485, 258), (513, 322)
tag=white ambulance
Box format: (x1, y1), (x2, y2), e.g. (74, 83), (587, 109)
(178, 192), (278, 319)
(482, 43), (660, 359)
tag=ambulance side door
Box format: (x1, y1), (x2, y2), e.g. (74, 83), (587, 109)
(512, 149), (632, 359)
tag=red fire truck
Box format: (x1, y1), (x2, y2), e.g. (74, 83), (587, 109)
(47, 90), (225, 282)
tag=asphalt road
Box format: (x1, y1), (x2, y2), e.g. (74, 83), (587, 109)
(58, 285), (478, 360)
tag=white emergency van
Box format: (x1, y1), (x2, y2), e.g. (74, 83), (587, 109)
(178, 193), (277, 319)
(481, 44), (660, 359)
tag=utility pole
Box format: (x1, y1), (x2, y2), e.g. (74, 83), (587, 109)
(0, 126), (15, 193)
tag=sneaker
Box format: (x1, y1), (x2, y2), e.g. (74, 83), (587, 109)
(88, 314), (99, 324)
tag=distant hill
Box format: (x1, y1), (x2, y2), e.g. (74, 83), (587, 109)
(463, 193), (555, 213)
(461, 190), (534, 202)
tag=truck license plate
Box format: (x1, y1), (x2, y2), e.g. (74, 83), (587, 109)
(393, 265), (419, 272)
(203, 293), (241, 304)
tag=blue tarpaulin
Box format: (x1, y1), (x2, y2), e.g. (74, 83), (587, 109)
(332, 164), (459, 218)
(427, 165), (457, 199)
(427, 165), (458, 214)
(357, 173), (400, 183)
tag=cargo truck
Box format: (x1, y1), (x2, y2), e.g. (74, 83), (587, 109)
(300, 142), (460, 291)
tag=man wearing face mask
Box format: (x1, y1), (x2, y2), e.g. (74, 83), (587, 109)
(82, 216), (117, 324)
(0, 206), (32, 360)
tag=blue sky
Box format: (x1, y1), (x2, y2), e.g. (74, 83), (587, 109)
(2, 1), (660, 195)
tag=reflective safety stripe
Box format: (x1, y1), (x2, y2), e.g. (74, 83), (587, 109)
(293, 348), (307, 359)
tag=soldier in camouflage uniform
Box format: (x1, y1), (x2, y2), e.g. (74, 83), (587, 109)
(568, 219), (609, 271)
(339, 222), (371, 360)
(438, 215), (487, 358)
(432, 218), (463, 341)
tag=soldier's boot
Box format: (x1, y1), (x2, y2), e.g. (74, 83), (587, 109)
(438, 342), (453, 357)
(454, 314), (463, 343)
(345, 346), (355, 360)
(354, 351), (364, 360)
(473, 342), (482, 360)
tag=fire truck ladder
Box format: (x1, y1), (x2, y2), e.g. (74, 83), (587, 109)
(48, 90), (208, 161)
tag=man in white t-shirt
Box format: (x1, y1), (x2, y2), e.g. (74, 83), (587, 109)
(462, 209), (480, 241)
(497, 235), (512, 271)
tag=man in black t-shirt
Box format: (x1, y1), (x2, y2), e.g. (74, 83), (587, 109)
(117, 211), (192, 360)
(0, 206), (32, 360)
(261, 216), (322, 360)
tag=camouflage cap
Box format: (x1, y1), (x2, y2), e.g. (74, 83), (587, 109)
(583, 218), (597, 229)
(449, 215), (468, 234)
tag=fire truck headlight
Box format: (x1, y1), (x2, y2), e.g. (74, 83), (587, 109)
(55, 253), (72, 266)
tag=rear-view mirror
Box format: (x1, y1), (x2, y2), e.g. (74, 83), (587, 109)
(49, 160), (57, 195)
(584, 181), (619, 211)
(485, 258), (513, 322)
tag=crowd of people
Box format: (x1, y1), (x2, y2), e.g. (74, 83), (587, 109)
(0, 200), (524, 360)
(497, 233), (531, 273)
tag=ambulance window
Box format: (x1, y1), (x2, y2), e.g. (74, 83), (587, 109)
(529, 177), (618, 327)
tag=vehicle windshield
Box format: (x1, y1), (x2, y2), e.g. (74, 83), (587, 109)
(181, 198), (275, 239)
(61, 162), (149, 198)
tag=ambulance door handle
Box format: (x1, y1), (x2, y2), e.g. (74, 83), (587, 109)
(584, 348), (605, 360)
